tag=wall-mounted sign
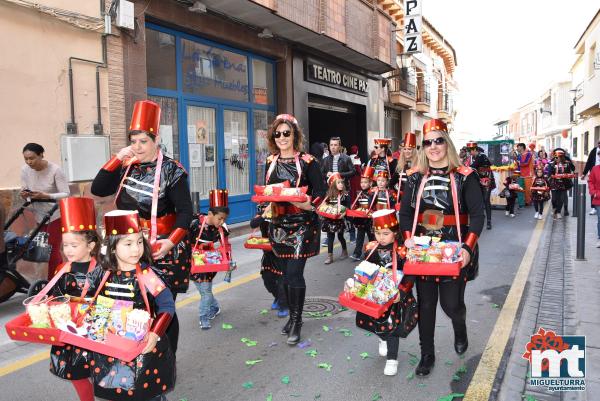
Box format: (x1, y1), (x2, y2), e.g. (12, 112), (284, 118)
(305, 59), (368, 96)
(404, 0), (422, 54)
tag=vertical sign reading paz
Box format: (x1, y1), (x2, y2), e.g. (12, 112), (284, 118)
(404, 0), (422, 54)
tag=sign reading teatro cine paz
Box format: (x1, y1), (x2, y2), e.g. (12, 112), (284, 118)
(405, 0), (422, 54)
(306, 59), (368, 96)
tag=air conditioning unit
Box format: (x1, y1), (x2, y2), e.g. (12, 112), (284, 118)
(116, 0), (135, 30)
(61, 135), (111, 182)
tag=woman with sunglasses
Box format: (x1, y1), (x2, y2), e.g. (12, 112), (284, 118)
(390, 132), (418, 197)
(399, 119), (485, 376)
(264, 114), (327, 345)
(367, 138), (398, 187)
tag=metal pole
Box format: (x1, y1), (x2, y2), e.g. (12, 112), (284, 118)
(572, 178), (579, 218)
(576, 183), (586, 261)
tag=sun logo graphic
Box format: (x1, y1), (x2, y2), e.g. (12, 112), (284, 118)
(522, 327), (586, 392)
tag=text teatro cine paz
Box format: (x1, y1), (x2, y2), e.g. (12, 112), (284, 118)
(310, 64), (368, 93)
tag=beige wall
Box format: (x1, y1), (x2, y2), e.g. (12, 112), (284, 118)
(0, 1), (108, 189)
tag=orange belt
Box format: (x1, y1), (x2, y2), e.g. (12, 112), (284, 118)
(271, 204), (303, 216)
(418, 213), (468, 226)
(140, 214), (176, 235)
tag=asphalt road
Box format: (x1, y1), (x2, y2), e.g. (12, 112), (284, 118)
(0, 209), (537, 401)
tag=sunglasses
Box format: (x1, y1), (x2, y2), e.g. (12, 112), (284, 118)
(373, 145), (379, 149)
(423, 137), (446, 147)
(273, 130), (292, 139)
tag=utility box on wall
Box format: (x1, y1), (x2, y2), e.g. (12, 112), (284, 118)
(61, 136), (110, 182)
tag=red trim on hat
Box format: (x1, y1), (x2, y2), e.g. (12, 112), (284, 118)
(60, 197), (97, 233)
(129, 100), (161, 135)
(423, 119), (448, 135)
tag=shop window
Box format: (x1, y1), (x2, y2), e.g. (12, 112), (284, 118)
(254, 110), (274, 185)
(146, 29), (177, 90)
(594, 126), (600, 147)
(573, 137), (578, 158)
(224, 110), (250, 196)
(181, 39), (249, 102)
(148, 96), (179, 160)
(584, 131), (589, 156)
(252, 59), (274, 105)
(186, 105), (218, 198)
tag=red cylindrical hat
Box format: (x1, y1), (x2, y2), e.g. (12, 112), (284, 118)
(374, 138), (392, 146)
(59, 197), (97, 233)
(512, 169), (521, 177)
(129, 100), (161, 135)
(423, 119), (448, 135)
(361, 166), (375, 179)
(528, 143), (536, 150)
(104, 210), (141, 236)
(466, 141), (478, 149)
(327, 172), (343, 186)
(374, 169), (390, 180)
(371, 209), (399, 231)
(402, 132), (417, 149)
(209, 189), (229, 208)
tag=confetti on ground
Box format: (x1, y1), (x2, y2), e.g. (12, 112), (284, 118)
(346, 355), (351, 361)
(436, 394), (465, 401)
(266, 394), (273, 401)
(290, 395), (301, 398)
(307, 311), (333, 319)
(406, 372), (414, 381)
(360, 352), (370, 360)
(298, 339), (312, 349)
(260, 309), (269, 315)
(340, 306), (348, 311)
(460, 354), (466, 360)
(408, 355), (419, 366)
(492, 303), (500, 309)
(457, 365), (467, 374)
(318, 362), (332, 371)
(222, 323), (233, 330)
(364, 332), (373, 337)
(417, 383), (427, 388)
(522, 395), (538, 401)
(242, 382), (254, 389)
(445, 360), (454, 366)
(452, 365), (468, 381)
(338, 328), (353, 337)
(452, 374), (461, 382)
(348, 369), (355, 374)
(241, 338), (258, 347)
(281, 376), (290, 384)
(245, 359), (263, 366)
(305, 349), (318, 358)
(322, 325), (330, 332)
(314, 394), (321, 400)
(371, 393), (382, 401)
(268, 342), (278, 347)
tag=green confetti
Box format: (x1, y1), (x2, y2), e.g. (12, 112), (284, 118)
(445, 360), (454, 366)
(407, 352), (418, 358)
(459, 354), (466, 360)
(260, 309), (269, 315)
(437, 394), (465, 401)
(346, 355), (351, 361)
(340, 306), (348, 311)
(360, 352), (370, 360)
(408, 355), (419, 366)
(492, 303), (500, 309)
(245, 359), (263, 366)
(290, 395), (301, 398)
(364, 332), (373, 337)
(406, 372), (414, 381)
(314, 394), (321, 400)
(452, 374), (461, 382)
(281, 376), (290, 385)
(266, 394), (273, 401)
(305, 349), (318, 358)
(307, 311), (333, 319)
(241, 338), (258, 347)
(522, 395), (538, 401)
(338, 328), (353, 337)
(322, 325), (330, 332)
(348, 368), (355, 374)
(242, 381), (254, 389)
(457, 365), (467, 374)
(222, 323), (233, 330)
(371, 393), (382, 401)
(318, 362), (332, 371)
(417, 383), (427, 388)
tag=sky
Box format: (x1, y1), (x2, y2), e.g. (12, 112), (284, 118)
(421, 1), (599, 138)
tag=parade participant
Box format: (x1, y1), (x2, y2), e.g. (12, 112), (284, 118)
(367, 138), (398, 186)
(547, 148), (576, 219)
(587, 164), (600, 246)
(466, 143), (496, 230)
(321, 173), (351, 265)
(20, 142), (70, 278)
(516, 142), (534, 207)
(369, 170), (397, 215)
(87, 210), (175, 401)
(350, 168), (376, 261)
(501, 172), (520, 218)
(348, 144), (363, 201)
(48, 197), (99, 401)
(189, 190), (230, 330)
(531, 167), (551, 220)
(399, 119), (485, 376)
(363, 209), (414, 376)
(264, 114), (327, 345)
(581, 141), (600, 216)
(391, 132), (418, 196)
(91, 100), (193, 354)
(249, 204), (288, 317)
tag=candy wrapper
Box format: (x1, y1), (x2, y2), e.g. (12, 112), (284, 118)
(110, 300), (134, 334)
(88, 295), (114, 341)
(345, 266), (399, 305)
(125, 309), (151, 341)
(354, 261), (380, 284)
(406, 237), (462, 264)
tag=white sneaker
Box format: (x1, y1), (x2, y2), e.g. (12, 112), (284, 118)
(510, 214), (515, 218)
(556, 213), (562, 219)
(505, 211), (509, 216)
(596, 240), (600, 248)
(590, 209), (597, 215)
(384, 360), (398, 376)
(538, 214), (543, 220)
(378, 339), (388, 357)
(534, 212), (539, 219)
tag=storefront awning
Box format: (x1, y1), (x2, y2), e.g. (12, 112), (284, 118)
(198, 0), (394, 74)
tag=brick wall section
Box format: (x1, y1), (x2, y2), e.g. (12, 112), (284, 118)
(346, 0), (373, 57)
(326, 0), (346, 42)
(107, 34), (126, 154)
(251, 0), (277, 10)
(377, 11), (391, 62)
(278, 0), (320, 33)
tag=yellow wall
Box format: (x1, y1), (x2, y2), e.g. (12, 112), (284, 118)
(0, 1), (108, 189)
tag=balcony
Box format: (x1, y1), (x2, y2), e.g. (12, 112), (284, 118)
(387, 68), (416, 109)
(438, 94), (452, 121)
(575, 75), (600, 117)
(416, 81), (430, 113)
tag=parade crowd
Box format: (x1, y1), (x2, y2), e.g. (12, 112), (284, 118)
(8, 99), (600, 401)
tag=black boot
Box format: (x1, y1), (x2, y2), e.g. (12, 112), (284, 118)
(415, 354), (435, 376)
(281, 285), (291, 335)
(486, 221), (492, 230)
(453, 322), (468, 355)
(286, 287), (306, 345)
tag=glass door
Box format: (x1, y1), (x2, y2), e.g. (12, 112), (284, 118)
(223, 109), (249, 196)
(185, 104), (218, 199)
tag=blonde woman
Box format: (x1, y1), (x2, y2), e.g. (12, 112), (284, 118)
(391, 132), (419, 198)
(399, 119), (485, 376)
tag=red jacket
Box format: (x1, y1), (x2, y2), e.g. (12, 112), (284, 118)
(589, 165), (600, 206)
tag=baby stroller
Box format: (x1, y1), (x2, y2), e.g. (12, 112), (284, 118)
(0, 199), (58, 303)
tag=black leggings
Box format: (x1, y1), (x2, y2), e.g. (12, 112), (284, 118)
(282, 258), (307, 288)
(327, 232), (346, 253)
(506, 197), (516, 214)
(353, 226), (374, 257)
(166, 292), (179, 354)
(483, 188), (492, 223)
(552, 190), (566, 213)
(261, 270), (287, 307)
(533, 200), (546, 214)
(386, 335), (400, 360)
(416, 279), (467, 355)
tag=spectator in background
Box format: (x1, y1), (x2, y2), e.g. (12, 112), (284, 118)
(322, 142), (329, 159)
(348, 145), (362, 200)
(587, 163), (600, 247)
(20, 143), (70, 278)
(582, 141), (600, 216)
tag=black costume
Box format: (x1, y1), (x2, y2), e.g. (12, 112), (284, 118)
(369, 155), (398, 188)
(399, 166), (484, 369)
(91, 155), (193, 354)
(49, 261), (95, 381)
(469, 152), (495, 227)
(502, 177), (519, 215)
(531, 176), (550, 215)
(86, 265), (176, 401)
(350, 190), (374, 259)
(547, 159), (575, 215)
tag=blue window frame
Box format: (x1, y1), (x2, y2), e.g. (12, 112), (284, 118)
(146, 22), (277, 223)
